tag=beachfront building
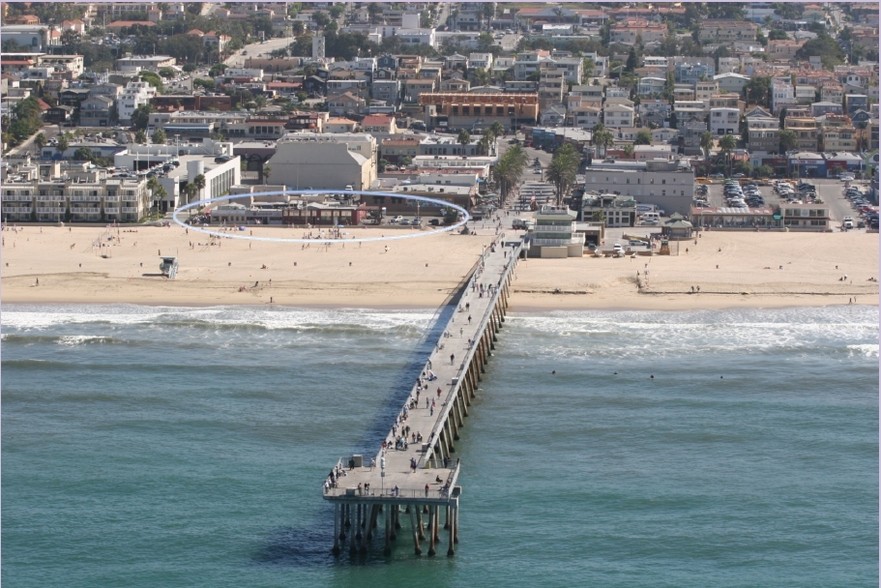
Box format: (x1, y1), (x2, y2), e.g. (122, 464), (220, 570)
(160, 155), (241, 209)
(527, 205), (584, 258)
(208, 198), (369, 227)
(582, 159), (695, 216)
(266, 133), (378, 191)
(1, 170), (150, 223)
(581, 193), (637, 228)
(781, 204), (832, 231)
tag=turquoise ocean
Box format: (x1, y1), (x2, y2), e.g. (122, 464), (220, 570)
(2, 304), (877, 587)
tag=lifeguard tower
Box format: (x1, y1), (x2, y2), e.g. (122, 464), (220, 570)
(159, 256), (179, 279)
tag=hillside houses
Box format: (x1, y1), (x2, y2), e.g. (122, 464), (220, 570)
(1, 1), (878, 226)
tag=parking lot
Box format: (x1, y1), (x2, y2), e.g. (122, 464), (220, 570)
(697, 178), (873, 224)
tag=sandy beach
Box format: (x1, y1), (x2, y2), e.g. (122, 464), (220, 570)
(1, 223), (877, 311)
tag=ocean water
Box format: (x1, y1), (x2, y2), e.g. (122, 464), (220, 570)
(1, 304), (877, 587)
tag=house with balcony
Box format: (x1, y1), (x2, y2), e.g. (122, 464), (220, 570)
(610, 19), (666, 45)
(638, 76), (666, 97)
(604, 104), (635, 129)
(771, 80), (797, 114)
(819, 114), (858, 152)
(695, 81), (719, 102)
(746, 107), (781, 153)
(327, 91), (367, 117)
(402, 77), (437, 104)
(698, 20), (757, 43)
(79, 95), (114, 127)
(568, 106), (602, 130)
(675, 62), (715, 85)
(784, 111), (820, 151)
(371, 79), (401, 106)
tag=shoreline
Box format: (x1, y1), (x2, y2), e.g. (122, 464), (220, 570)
(1, 225), (878, 312)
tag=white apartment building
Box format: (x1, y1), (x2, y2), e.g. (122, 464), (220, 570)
(1, 174), (150, 223)
(604, 104), (635, 129)
(771, 80), (796, 114)
(709, 107), (740, 135)
(118, 81), (157, 122)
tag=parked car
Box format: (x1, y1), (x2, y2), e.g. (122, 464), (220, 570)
(391, 215), (404, 223)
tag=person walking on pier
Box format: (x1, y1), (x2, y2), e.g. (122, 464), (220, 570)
(450, 353), (455, 365)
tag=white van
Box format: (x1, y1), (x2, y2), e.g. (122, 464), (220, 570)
(641, 212), (660, 224)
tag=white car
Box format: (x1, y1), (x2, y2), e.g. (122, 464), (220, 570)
(612, 243), (624, 254)
(391, 215), (404, 224)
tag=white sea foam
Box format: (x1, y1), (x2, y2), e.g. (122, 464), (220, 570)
(0, 304), (439, 338)
(847, 344), (879, 358)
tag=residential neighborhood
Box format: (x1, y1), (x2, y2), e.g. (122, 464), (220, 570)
(1, 1), (878, 237)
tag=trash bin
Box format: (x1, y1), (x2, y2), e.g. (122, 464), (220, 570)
(351, 454), (363, 467)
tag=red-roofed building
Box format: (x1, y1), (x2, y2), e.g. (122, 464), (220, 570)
(360, 114), (397, 134)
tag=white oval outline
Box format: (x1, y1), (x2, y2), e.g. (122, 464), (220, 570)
(172, 189), (472, 243)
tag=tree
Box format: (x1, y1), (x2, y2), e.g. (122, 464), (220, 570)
(135, 129), (148, 144)
(719, 134), (737, 176)
(623, 144), (635, 158)
(700, 131), (715, 174)
(34, 132), (47, 152)
(193, 174), (206, 201)
(768, 29), (788, 41)
(489, 121), (505, 139)
(625, 47), (638, 72)
(547, 143), (580, 207)
(795, 33), (845, 69)
(209, 63), (227, 78)
(634, 129), (653, 145)
(457, 129), (471, 147)
(182, 183), (197, 205)
(139, 71), (164, 93)
(55, 133), (70, 156)
(743, 76), (771, 107)
(147, 176), (167, 211)
(131, 104), (152, 131)
(493, 144), (528, 201)
(151, 129), (167, 144)
(591, 124), (614, 158)
(73, 147), (94, 161)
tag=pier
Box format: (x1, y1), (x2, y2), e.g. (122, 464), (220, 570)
(322, 236), (522, 557)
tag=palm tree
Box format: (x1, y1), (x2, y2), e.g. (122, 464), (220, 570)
(719, 134), (737, 177)
(494, 144), (528, 202)
(457, 129), (471, 147)
(699, 131), (714, 175)
(34, 132), (46, 152)
(489, 121), (505, 139)
(147, 176), (167, 212)
(182, 183), (197, 205)
(591, 124), (614, 158)
(192, 173), (206, 202)
(546, 143), (580, 207)
(477, 134), (492, 156)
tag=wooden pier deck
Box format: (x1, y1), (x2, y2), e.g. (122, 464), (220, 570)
(322, 236), (522, 556)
